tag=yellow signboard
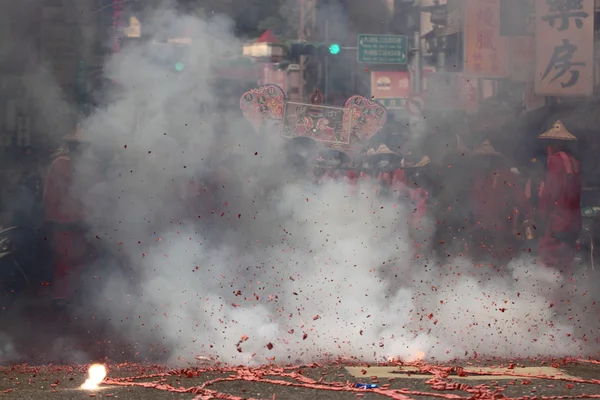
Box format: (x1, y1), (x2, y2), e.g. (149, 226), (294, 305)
(535, 0), (594, 96)
(125, 17), (141, 38)
(464, 0), (508, 77)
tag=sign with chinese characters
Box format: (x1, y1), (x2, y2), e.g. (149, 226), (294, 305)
(464, 0), (509, 77)
(594, 34), (600, 86)
(535, 0), (594, 96)
(374, 98), (407, 110)
(357, 34), (408, 64)
(370, 71), (411, 99)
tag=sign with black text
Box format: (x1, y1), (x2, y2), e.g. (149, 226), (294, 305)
(535, 0), (594, 96)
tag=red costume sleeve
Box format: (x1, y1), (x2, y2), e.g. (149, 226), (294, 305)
(389, 168), (407, 197)
(539, 155), (564, 216)
(344, 170), (358, 184)
(470, 170), (530, 231)
(538, 153), (582, 233)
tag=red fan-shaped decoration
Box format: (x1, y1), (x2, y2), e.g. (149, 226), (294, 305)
(240, 84), (285, 134)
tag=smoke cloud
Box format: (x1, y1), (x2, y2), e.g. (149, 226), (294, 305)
(5, 3), (598, 366)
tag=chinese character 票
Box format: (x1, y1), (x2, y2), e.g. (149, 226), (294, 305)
(476, 30), (496, 50)
(541, 0), (589, 31)
(541, 38), (585, 88)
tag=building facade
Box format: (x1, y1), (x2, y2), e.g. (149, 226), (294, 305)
(0, 0), (118, 152)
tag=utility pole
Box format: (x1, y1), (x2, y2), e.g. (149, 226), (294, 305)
(412, 30), (422, 94)
(324, 19), (329, 101)
(298, 0), (316, 102)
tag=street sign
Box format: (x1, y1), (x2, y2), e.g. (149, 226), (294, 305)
(357, 34), (408, 64)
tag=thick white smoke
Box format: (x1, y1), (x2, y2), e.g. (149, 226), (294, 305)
(53, 5), (600, 366)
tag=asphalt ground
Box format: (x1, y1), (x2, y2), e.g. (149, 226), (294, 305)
(2, 359), (600, 399)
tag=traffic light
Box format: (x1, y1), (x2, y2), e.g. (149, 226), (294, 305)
(289, 42), (342, 60)
(174, 62), (185, 72)
(329, 43), (341, 55)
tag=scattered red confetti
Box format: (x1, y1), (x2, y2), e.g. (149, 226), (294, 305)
(266, 343), (274, 350)
(6, 359), (600, 400)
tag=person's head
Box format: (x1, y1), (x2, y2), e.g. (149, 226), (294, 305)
(469, 140), (504, 172)
(405, 168), (422, 188)
(469, 155), (504, 175)
(368, 144), (401, 172)
(65, 140), (91, 156)
(489, 155), (507, 170)
(376, 158), (390, 171)
(63, 124), (91, 156)
(404, 155), (431, 185)
(545, 140), (569, 155)
(538, 120), (577, 156)
(319, 149), (349, 168)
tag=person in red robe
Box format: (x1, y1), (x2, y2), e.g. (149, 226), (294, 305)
(43, 126), (100, 304)
(468, 140), (532, 267)
(366, 144), (407, 199)
(358, 149), (375, 184)
(536, 121), (581, 273)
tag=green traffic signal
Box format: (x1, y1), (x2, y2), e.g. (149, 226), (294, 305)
(329, 43), (341, 55)
(175, 62), (184, 71)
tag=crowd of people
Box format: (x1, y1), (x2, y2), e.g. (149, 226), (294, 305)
(0, 116), (585, 310)
(287, 119), (583, 274)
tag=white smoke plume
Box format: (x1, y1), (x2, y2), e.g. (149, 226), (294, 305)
(46, 4), (600, 366)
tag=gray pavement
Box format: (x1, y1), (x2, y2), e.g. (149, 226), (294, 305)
(1, 360), (600, 399)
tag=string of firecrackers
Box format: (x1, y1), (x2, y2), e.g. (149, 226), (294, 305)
(93, 360), (600, 400)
